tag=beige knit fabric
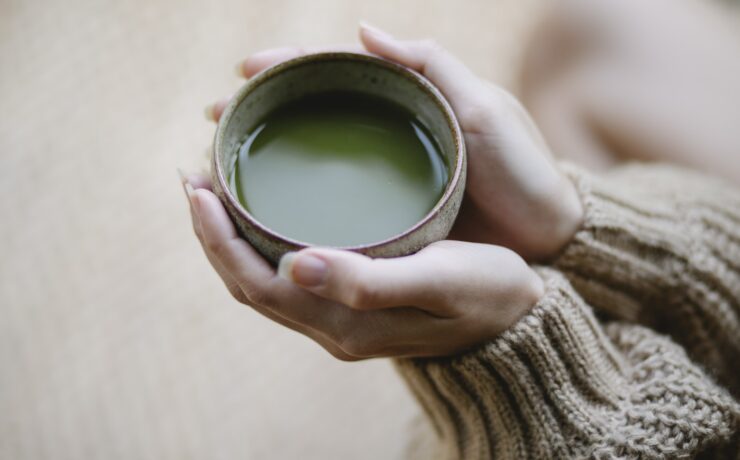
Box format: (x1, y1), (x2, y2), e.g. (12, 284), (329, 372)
(394, 164), (740, 459)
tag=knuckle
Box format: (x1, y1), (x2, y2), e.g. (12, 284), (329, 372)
(329, 314), (395, 358)
(192, 224), (203, 241)
(423, 241), (461, 264)
(348, 282), (379, 310)
(458, 103), (495, 133)
(459, 91), (520, 135)
(238, 273), (281, 307)
(232, 276), (274, 307)
(489, 88), (524, 118)
(420, 38), (442, 54)
(226, 283), (249, 304)
(467, 94), (501, 119)
(241, 285), (274, 307)
(327, 347), (363, 362)
(324, 312), (352, 344)
(205, 239), (227, 257)
(428, 240), (458, 250)
(339, 337), (370, 357)
(338, 331), (380, 358)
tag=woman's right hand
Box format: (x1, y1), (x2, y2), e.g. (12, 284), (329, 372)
(207, 23), (583, 261)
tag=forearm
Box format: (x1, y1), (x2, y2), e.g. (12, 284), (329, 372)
(393, 269), (739, 460)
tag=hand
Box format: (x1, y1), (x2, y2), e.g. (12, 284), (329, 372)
(207, 23), (583, 261)
(181, 174), (543, 360)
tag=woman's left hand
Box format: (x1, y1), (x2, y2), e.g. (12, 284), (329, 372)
(182, 175), (543, 360)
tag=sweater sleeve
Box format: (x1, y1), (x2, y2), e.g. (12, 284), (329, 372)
(552, 163), (740, 394)
(393, 269), (739, 460)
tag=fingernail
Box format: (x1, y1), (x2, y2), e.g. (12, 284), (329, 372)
(204, 104), (216, 122)
(178, 168), (195, 199)
(184, 181), (199, 216)
(178, 168), (197, 206)
(278, 252), (328, 287)
(177, 167), (187, 185)
(188, 187), (201, 215)
(234, 60), (245, 78)
(360, 21), (392, 38)
(277, 252), (296, 281)
(185, 181), (195, 197)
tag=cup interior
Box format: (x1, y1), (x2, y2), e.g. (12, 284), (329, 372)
(213, 52), (464, 265)
(216, 53), (459, 203)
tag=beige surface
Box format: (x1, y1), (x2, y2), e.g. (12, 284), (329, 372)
(0, 0), (541, 458)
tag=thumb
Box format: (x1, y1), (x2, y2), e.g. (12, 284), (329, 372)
(277, 247), (447, 312)
(359, 22), (487, 116)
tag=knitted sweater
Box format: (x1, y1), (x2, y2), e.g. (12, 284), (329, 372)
(394, 164), (740, 459)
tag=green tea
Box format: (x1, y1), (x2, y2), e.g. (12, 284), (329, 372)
(229, 91), (448, 246)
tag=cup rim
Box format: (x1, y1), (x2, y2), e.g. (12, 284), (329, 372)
(213, 51), (465, 251)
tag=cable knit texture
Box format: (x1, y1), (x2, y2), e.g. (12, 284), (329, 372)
(394, 164), (740, 459)
(556, 163), (740, 396)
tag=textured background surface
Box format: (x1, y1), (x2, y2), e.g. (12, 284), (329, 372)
(0, 0), (541, 458)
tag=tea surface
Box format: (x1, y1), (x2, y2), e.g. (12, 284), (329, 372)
(230, 91), (448, 246)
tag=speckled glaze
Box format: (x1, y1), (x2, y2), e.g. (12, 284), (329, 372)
(212, 52), (466, 265)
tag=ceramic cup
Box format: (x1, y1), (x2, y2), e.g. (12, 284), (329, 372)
(211, 52), (466, 265)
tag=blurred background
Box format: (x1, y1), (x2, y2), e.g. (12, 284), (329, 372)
(0, 0), (544, 458)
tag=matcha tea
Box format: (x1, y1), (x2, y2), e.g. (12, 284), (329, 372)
(229, 91), (448, 246)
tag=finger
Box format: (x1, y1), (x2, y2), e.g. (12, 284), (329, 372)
(179, 170), (214, 240)
(179, 170), (204, 239)
(358, 22), (486, 117)
(236, 44), (366, 79)
(204, 250), (361, 362)
(211, 44), (366, 123)
(276, 245), (455, 315)
(180, 170), (240, 297)
(192, 187), (454, 358)
(185, 186), (360, 359)
(184, 185), (245, 306)
(182, 171), (212, 191)
(204, 97), (231, 123)
(191, 188), (276, 298)
(327, 306), (452, 359)
(191, 188), (348, 328)
(206, 253), (361, 361)
(239, 47), (303, 78)
(206, 251), (249, 303)
(245, 295), (362, 362)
